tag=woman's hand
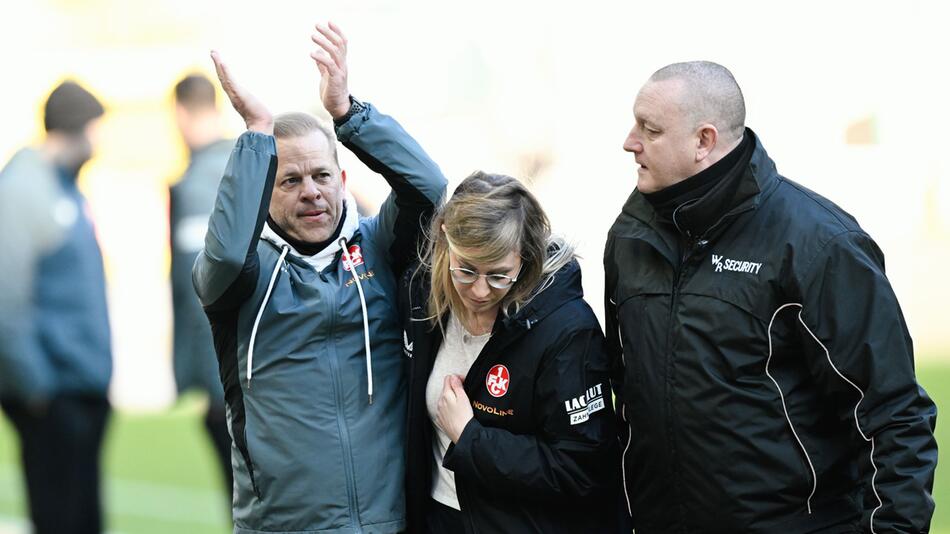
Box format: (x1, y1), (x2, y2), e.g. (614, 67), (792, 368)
(436, 374), (474, 444)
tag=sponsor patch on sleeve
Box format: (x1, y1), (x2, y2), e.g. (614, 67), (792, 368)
(563, 383), (605, 425)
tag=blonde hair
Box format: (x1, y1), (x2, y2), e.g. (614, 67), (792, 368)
(418, 171), (575, 328)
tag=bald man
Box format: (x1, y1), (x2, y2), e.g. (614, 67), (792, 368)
(604, 61), (937, 533)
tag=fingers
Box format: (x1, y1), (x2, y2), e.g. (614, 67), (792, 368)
(211, 50), (244, 105)
(442, 375), (457, 402)
(208, 50), (273, 134)
(327, 21), (347, 46)
(210, 50), (232, 90)
(309, 50), (333, 77)
(314, 22), (345, 51)
(435, 378), (453, 431)
(449, 375), (466, 396)
(311, 26), (345, 71)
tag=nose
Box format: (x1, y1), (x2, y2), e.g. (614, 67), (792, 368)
(471, 276), (491, 299)
(300, 177), (321, 200)
(623, 128), (642, 154)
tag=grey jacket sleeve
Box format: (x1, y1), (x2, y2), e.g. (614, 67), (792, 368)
(0, 152), (65, 401)
(335, 102), (447, 274)
(796, 230), (938, 533)
(192, 132), (277, 310)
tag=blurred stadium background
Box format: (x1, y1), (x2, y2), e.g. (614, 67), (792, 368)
(1, 0), (947, 531)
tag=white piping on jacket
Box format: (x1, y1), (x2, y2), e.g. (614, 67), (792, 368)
(622, 410), (633, 518)
(796, 309), (882, 534)
(609, 298), (634, 518)
(765, 303), (817, 514)
(339, 237), (374, 405)
(247, 245), (290, 388)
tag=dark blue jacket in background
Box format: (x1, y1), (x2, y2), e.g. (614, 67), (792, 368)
(170, 138), (233, 403)
(0, 148), (112, 401)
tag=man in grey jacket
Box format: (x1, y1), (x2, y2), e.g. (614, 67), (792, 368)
(194, 22), (447, 533)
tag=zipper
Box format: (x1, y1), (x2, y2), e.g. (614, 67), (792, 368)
(664, 230), (710, 527)
(652, 196), (755, 527)
(325, 284), (364, 533)
(666, 233), (703, 380)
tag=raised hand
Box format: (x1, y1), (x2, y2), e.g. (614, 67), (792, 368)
(310, 22), (351, 120)
(210, 50), (273, 135)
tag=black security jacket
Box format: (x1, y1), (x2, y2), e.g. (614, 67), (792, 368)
(604, 129), (937, 533)
(400, 259), (622, 533)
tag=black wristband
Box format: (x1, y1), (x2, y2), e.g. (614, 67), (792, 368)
(333, 95), (366, 127)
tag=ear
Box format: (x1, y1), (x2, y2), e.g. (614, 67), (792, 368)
(174, 105), (189, 130)
(340, 169), (347, 188)
(695, 124), (719, 162)
(174, 103), (188, 118)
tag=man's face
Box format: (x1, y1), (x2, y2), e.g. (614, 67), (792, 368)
(271, 131), (346, 243)
(84, 118), (103, 156)
(623, 79), (700, 194)
(52, 118), (102, 174)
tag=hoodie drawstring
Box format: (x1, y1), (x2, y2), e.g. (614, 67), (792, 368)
(247, 245), (290, 388)
(340, 237), (374, 405)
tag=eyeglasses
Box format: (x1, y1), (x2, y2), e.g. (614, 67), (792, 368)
(449, 265), (521, 289)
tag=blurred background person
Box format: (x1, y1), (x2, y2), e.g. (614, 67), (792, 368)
(0, 80), (113, 534)
(168, 72), (235, 508)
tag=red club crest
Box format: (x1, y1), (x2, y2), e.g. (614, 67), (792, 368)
(343, 245), (364, 271)
(486, 364), (510, 398)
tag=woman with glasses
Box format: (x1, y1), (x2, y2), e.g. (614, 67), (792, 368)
(400, 171), (622, 533)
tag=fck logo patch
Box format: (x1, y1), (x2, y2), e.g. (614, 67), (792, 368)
(343, 245), (364, 271)
(486, 364), (510, 398)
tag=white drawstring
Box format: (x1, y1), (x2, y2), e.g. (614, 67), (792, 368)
(339, 237), (374, 405)
(247, 245), (290, 388)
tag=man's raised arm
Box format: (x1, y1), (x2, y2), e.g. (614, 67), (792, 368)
(192, 52), (277, 310)
(311, 22), (447, 273)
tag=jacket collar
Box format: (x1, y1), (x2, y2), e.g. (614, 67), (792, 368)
(620, 128), (779, 238)
(499, 258), (583, 331)
(260, 190), (360, 272)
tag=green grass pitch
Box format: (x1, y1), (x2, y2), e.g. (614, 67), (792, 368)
(1, 365), (947, 533)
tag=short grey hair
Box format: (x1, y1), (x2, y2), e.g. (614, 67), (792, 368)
(650, 61), (745, 142)
(273, 111), (340, 167)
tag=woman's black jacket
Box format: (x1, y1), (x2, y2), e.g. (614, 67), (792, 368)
(399, 259), (623, 533)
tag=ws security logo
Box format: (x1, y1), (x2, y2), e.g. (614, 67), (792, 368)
(711, 254), (763, 275)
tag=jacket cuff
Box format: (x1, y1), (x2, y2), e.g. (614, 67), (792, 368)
(334, 100), (374, 143)
(442, 417), (481, 473)
(235, 130), (277, 155)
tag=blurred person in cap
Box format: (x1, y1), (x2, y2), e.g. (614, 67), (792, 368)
(168, 72), (235, 507)
(0, 80), (113, 533)
(604, 61), (937, 533)
(193, 21), (446, 533)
